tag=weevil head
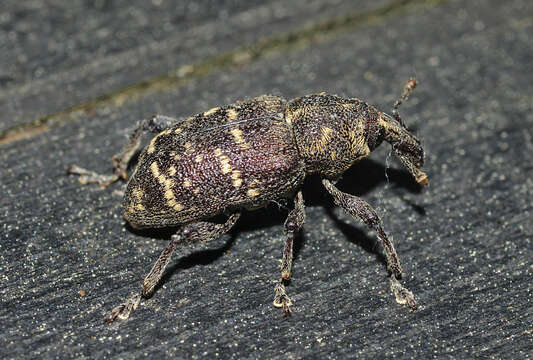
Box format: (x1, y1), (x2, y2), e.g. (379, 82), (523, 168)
(378, 113), (428, 185)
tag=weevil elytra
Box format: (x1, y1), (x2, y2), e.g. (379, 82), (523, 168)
(69, 78), (428, 323)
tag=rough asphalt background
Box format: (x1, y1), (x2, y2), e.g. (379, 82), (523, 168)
(1, 0), (532, 358)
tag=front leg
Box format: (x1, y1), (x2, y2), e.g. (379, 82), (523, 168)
(273, 191), (305, 316)
(322, 179), (417, 310)
(68, 115), (179, 186)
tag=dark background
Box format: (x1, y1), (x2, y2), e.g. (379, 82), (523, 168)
(1, 0), (532, 358)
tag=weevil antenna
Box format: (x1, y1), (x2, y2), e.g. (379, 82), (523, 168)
(391, 77), (417, 129)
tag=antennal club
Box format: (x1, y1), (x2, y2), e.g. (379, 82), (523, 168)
(392, 77), (417, 128)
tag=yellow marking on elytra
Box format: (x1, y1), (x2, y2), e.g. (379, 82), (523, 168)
(167, 199), (184, 211)
(147, 129), (171, 154)
(151, 161), (184, 211)
(220, 155), (232, 174)
(147, 139), (156, 154)
(231, 170), (241, 180)
(226, 108), (238, 120)
(183, 180), (191, 188)
(193, 188), (200, 194)
(231, 170), (242, 188)
(163, 178), (174, 188)
(230, 128), (243, 141)
(213, 148), (232, 174)
(204, 107), (220, 116)
(330, 151), (337, 160)
(170, 151), (181, 161)
(164, 189), (174, 200)
(247, 188), (260, 198)
(184, 141), (195, 155)
(230, 127), (250, 149)
(150, 161), (160, 178)
(195, 154), (203, 163)
(168, 166), (177, 176)
(174, 127), (183, 134)
(132, 188), (144, 200)
(131, 188), (145, 212)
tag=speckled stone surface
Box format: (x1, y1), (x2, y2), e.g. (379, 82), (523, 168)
(1, 0), (532, 358)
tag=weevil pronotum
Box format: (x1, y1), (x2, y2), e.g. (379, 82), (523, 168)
(69, 78), (427, 323)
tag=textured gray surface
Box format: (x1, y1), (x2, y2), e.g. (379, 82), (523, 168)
(0, 0), (390, 132)
(1, 0), (532, 358)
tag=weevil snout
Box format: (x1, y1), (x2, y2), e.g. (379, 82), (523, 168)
(394, 135), (428, 186)
(380, 113), (428, 186)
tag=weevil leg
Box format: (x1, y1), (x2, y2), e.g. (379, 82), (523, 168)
(68, 115), (180, 186)
(106, 212), (241, 324)
(322, 179), (417, 311)
(274, 191), (305, 316)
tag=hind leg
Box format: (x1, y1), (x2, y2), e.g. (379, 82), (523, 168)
(106, 212), (241, 324)
(68, 115), (179, 186)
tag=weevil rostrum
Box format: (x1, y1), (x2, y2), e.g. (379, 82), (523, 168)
(69, 78), (428, 323)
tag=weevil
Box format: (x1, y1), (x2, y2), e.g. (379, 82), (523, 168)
(69, 78), (428, 323)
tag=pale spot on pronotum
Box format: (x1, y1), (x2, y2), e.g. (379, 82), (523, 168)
(285, 108), (302, 126)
